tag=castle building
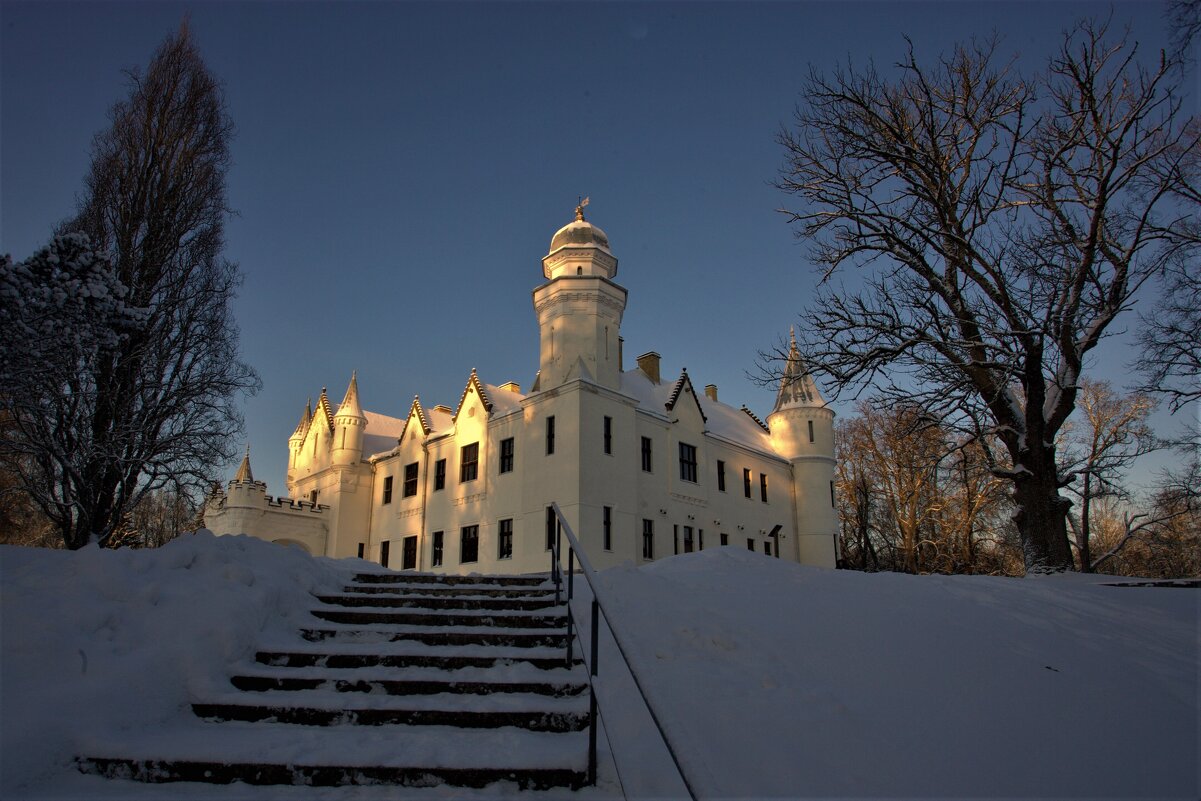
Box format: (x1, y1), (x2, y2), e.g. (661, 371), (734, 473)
(206, 205), (837, 572)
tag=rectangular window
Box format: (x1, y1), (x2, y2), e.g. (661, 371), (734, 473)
(499, 437), (514, 474)
(764, 540), (772, 556)
(717, 460), (726, 492)
(403, 536), (417, 570)
(831, 480), (836, 507)
(683, 525), (694, 553)
(460, 442), (479, 482)
(604, 416), (612, 455)
(641, 437), (652, 472)
(720, 532), (729, 546)
(382, 476), (393, 505)
(403, 462), (419, 497)
(743, 468), (752, 498)
(309, 489), (319, 505)
(432, 531), (444, 567)
(434, 458), (446, 491)
(698, 529), (704, 551)
(546, 416), (555, 455)
(498, 518), (513, 560)
(546, 506), (556, 551)
(674, 524), (679, 555)
(380, 540), (390, 567)
(603, 506), (612, 550)
(679, 442), (698, 483)
(460, 525), (479, 563)
(808, 419), (815, 443)
(357, 543), (365, 558)
(760, 473), (768, 503)
(747, 538), (755, 551)
(642, 519), (654, 560)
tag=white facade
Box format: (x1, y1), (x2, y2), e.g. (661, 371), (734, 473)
(207, 206), (838, 573)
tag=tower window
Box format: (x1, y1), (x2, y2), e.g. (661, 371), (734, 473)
(604, 416), (612, 455)
(717, 460), (726, 492)
(434, 458), (446, 491)
(809, 420), (815, 443)
(760, 473), (768, 503)
(831, 480), (836, 507)
(499, 437), (514, 473)
(382, 476), (393, 505)
(460, 443), (479, 482)
(642, 519), (654, 560)
(498, 519), (513, 560)
(743, 468), (752, 498)
(403, 462), (418, 497)
(546, 416), (555, 455)
(679, 443), (698, 483)
(603, 506), (612, 550)
(641, 437), (652, 472)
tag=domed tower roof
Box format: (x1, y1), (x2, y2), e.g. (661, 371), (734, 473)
(542, 198), (618, 280)
(548, 207), (611, 255)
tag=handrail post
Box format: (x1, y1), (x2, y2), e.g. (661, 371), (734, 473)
(568, 547), (575, 600)
(588, 597), (599, 785)
(566, 606), (574, 668)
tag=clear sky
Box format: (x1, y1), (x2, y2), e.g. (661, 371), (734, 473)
(1, 0), (1189, 496)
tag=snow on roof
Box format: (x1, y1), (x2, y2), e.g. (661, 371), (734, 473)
(620, 367), (775, 455)
(362, 409), (404, 458)
(427, 405), (454, 433)
(483, 382), (525, 416)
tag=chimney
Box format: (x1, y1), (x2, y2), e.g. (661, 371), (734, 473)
(704, 384), (718, 402)
(499, 381), (522, 394)
(636, 351), (661, 384)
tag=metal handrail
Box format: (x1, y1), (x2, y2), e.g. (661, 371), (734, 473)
(548, 503), (700, 800)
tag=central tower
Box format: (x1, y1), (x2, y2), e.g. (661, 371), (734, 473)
(532, 202), (627, 391)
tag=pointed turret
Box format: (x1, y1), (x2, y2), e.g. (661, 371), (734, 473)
(292, 399), (313, 439)
(233, 446), (254, 483)
(772, 327), (826, 412)
(287, 399), (313, 479)
(332, 372), (367, 467)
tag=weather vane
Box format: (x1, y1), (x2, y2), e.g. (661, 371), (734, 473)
(575, 195), (590, 221)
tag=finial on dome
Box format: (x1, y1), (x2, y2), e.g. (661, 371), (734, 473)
(575, 195), (590, 222)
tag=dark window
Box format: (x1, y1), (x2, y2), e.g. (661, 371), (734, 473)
(743, 468), (752, 498)
(808, 419), (815, 443)
(546, 506), (556, 551)
(432, 531), (444, 567)
(747, 538), (755, 551)
(404, 462), (419, 497)
(683, 525), (694, 553)
(717, 460), (726, 492)
(604, 416), (612, 454)
(498, 518), (513, 560)
(382, 476), (393, 505)
(402, 536), (417, 570)
(380, 540), (390, 567)
(460, 442), (478, 482)
(357, 543), (365, 558)
(642, 519), (654, 560)
(546, 416), (555, 455)
(434, 459), (446, 491)
(603, 506), (612, 550)
(309, 489), (318, 505)
(831, 480), (836, 507)
(641, 437), (652, 472)
(698, 529), (704, 551)
(720, 532), (729, 546)
(679, 443), (698, 483)
(499, 437), (514, 473)
(760, 473), (768, 503)
(460, 525), (479, 563)
(764, 540), (772, 556)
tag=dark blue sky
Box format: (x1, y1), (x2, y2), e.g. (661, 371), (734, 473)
(1, 1), (1185, 494)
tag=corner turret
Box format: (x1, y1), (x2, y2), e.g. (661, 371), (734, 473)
(331, 372), (367, 467)
(287, 398), (312, 480)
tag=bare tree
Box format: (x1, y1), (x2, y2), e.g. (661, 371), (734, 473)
(773, 20), (1199, 572)
(1060, 380), (1162, 571)
(0, 24), (257, 549)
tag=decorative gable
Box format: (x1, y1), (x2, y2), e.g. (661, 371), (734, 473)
(452, 368), (494, 422)
(399, 396), (433, 444)
(665, 369), (707, 427)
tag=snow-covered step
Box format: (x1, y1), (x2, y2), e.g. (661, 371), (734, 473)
(234, 660), (583, 686)
(201, 687), (590, 713)
(315, 592), (560, 611)
(344, 584), (557, 598)
(229, 672), (588, 697)
(309, 607), (566, 628)
(352, 572), (551, 587)
(256, 648), (580, 671)
(299, 626), (568, 648)
(192, 701), (589, 732)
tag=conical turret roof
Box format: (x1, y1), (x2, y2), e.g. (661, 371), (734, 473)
(291, 398), (313, 440)
(233, 446), (254, 483)
(772, 328), (826, 412)
(335, 371), (364, 420)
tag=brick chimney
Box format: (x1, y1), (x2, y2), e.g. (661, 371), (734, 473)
(636, 352), (661, 384)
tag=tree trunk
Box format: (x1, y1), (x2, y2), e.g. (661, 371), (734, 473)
(1011, 455), (1074, 573)
(1078, 474), (1093, 573)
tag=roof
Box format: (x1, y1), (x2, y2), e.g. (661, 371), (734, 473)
(362, 409), (405, 458)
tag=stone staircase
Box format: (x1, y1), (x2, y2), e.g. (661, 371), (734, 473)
(78, 571), (592, 791)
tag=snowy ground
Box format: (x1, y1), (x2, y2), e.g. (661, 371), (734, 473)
(1, 533), (1197, 800)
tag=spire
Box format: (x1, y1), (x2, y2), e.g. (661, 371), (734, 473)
(233, 446), (254, 483)
(316, 387), (334, 432)
(291, 398), (313, 439)
(335, 371), (364, 419)
(773, 330), (826, 412)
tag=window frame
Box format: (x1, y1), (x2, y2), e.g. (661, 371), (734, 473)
(432, 530), (444, 567)
(603, 505), (612, 551)
(546, 416), (556, 455)
(382, 476), (393, 505)
(499, 437), (514, 474)
(603, 416), (612, 455)
(460, 524), (479, 564)
(434, 458), (446, 491)
(641, 436), (653, 472)
(641, 519), (654, 560)
(498, 518), (513, 560)
(717, 460), (726, 492)
(403, 462), (419, 498)
(760, 472), (768, 503)
(460, 442), (479, 483)
(679, 442), (698, 483)
(743, 468), (752, 498)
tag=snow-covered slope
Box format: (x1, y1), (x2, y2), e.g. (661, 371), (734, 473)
(1, 535), (1196, 799)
